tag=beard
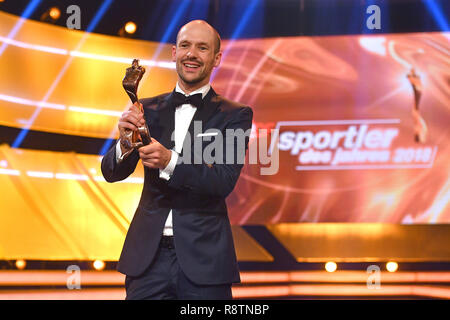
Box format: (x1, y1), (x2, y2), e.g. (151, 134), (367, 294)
(176, 60), (210, 85)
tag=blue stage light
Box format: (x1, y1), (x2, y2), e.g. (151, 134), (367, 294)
(230, 0), (260, 40)
(86, 0), (115, 33)
(422, 0), (449, 31)
(12, 0), (115, 149)
(211, 0), (261, 81)
(0, 0), (42, 56)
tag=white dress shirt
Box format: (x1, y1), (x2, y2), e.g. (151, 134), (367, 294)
(116, 82), (211, 236)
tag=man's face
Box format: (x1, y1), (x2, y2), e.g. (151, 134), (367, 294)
(172, 24), (221, 88)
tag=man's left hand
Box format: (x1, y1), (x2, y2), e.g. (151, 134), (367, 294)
(138, 138), (172, 169)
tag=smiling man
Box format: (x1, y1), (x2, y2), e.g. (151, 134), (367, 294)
(175, 21), (222, 91)
(101, 20), (253, 300)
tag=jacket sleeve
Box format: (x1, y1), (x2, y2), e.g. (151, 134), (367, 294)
(101, 141), (140, 183)
(167, 106), (253, 198)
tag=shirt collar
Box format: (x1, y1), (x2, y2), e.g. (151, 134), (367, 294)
(175, 82), (211, 99)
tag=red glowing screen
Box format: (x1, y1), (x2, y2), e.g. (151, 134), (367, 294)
(211, 32), (450, 223)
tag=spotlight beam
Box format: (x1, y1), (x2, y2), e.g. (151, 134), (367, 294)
(12, 0), (115, 149)
(0, 0), (42, 57)
(211, 0), (261, 81)
(422, 0), (449, 31)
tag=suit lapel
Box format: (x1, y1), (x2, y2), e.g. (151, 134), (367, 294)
(156, 92), (175, 150)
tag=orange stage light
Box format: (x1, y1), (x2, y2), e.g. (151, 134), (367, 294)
(325, 261), (337, 273)
(49, 7), (61, 20)
(93, 260), (105, 271)
(124, 22), (137, 34)
(15, 260), (26, 270)
(386, 261), (399, 272)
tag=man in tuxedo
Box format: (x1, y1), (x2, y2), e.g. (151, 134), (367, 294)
(101, 20), (253, 299)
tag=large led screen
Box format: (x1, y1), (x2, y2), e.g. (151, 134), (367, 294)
(216, 33), (450, 223)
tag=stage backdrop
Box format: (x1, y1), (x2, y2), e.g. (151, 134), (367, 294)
(0, 12), (449, 260)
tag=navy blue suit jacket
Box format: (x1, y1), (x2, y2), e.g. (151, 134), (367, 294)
(101, 88), (253, 285)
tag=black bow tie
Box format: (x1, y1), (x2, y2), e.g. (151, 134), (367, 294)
(171, 92), (203, 109)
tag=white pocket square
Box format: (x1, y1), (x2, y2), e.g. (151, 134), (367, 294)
(196, 132), (219, 137)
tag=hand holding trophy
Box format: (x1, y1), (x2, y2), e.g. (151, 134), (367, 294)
(119, 59), (151, 159)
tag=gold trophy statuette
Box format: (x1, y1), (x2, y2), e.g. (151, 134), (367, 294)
(406, 68), (427, 143)
(121, 59), (151, 150)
